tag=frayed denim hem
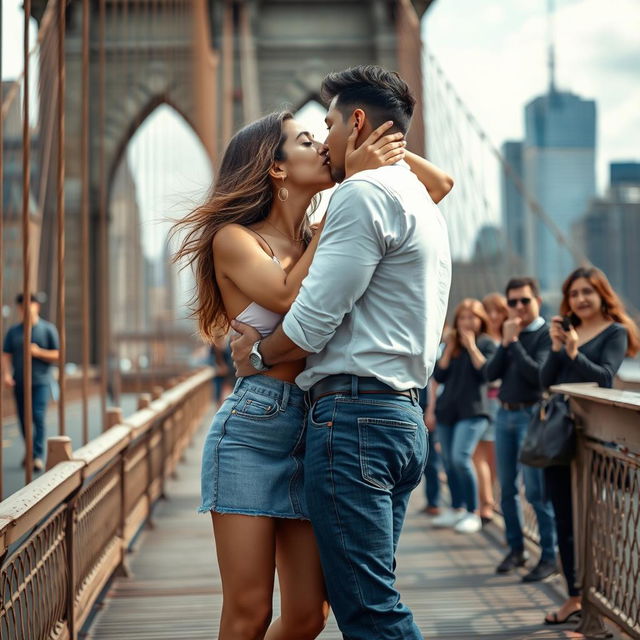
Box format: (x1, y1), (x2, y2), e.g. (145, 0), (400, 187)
(197, 505), (309, 520)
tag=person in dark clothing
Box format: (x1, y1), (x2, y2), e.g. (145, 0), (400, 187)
(431, 299), (497, 534)
(2, 293), (60, 471)
(485, 277), (558, 581)
(209, 334), (235, 404)
(540, 267), (640, 625)
(420, 384), (441, 515)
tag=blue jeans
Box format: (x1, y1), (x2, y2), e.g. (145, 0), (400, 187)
(305, 390), (427, 640)
(495, 406), (557, 562)
(424, 429), (441, 507)
(14, 383), (49, 460)
(437, 416), (488, 513)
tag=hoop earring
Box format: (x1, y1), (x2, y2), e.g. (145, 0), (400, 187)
(278, 177), (288, 202)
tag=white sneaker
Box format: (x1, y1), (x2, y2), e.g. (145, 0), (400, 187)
(431, 509), (465, 529)
(454, 513), (482, 534)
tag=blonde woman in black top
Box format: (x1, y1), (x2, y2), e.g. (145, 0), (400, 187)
(540, 267), (640, 625)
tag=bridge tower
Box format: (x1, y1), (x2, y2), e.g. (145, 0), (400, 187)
(29, 0), (432, 364)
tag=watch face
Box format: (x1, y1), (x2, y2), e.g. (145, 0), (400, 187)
(249, 352), (262, 370)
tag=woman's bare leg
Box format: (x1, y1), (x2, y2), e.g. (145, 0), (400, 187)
(212, 513), (277, 640)
(264, 519), (329, 640)
(473, 441), (497, 520)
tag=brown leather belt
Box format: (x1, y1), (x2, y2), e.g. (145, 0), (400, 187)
(307, 375), (419, 406)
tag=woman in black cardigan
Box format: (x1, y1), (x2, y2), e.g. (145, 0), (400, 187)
(540, 267), (640, 625)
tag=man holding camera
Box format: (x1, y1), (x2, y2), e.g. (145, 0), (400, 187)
(485, 277), (558, 581)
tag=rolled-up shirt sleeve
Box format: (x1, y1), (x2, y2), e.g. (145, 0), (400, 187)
(282, 179), (395, 353)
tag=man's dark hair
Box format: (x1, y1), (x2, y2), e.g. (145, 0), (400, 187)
(505, 277), (540, 298)
(15, 292), (42, 305)
(320, 65), (415, 133)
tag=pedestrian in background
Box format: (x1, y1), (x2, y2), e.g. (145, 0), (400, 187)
(431, 299), (497, 534)
(476, 293), (508, 524)
(209, 333), (235, 404)
(2, 293), (60, 472)
(485, 277), (558, 581)
(420, 384), (442, 516)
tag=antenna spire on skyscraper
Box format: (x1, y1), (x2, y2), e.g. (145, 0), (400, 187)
(547, 0), (557, 94)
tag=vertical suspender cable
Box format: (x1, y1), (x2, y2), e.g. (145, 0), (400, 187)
(98, 0), (108, 429)
(221, 0), (233, 148)
(22, 0), (33, 483)
(56, 0), (67, 435)
(80, 0), (90, 444)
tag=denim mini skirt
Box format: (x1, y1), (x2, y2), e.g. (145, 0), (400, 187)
(199, 374), (308, 519)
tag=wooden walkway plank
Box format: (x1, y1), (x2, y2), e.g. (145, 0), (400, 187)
(85, 415), (585, 640)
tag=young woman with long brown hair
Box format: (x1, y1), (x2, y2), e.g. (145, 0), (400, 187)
(431, 299), (497, 534)
(474, 293), (509, 524)
(540, 266), (639, 626)
(172, 110), (453, 640)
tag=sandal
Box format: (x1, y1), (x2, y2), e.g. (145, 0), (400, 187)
(544, 609), (581, 625)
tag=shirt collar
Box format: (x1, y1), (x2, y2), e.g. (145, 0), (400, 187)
(521, 316), (545, 333)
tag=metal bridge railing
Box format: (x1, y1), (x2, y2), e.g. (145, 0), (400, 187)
(0, 366), (213, 640)
(552, 383), (640, 639)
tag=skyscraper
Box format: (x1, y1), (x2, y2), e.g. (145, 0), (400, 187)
(574, 162), (640, 313)
(500, 1), (596, 292)
(501, 141), (525, 258)
(523, 90), (596, 290)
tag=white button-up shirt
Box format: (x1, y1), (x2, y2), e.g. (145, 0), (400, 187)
(283, 161), (452, 391)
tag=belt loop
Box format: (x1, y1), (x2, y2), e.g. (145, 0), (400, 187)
(350, 375), (358, 399)
(280, 380), (290, 410)
(233, 377), (244, 394)
(410, 388), (418, 406)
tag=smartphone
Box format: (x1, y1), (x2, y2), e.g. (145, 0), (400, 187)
(561, 316), (572, 331)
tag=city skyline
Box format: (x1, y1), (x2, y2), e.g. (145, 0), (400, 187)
(423, 0), (639, 195)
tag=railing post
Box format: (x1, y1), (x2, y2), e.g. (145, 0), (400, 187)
(116, 451), (131, 578)
(66, 494), (78, 640)
(106, 407), (123, 430)
(137, 393), (151, 410)
(46, 436), (73, 471)
(151, 386), (164, 401)
(161, 413), (171, 498)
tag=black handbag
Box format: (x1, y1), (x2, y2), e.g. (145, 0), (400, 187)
(519, 394), (576, 467)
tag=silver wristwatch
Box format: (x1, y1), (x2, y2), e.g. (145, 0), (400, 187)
(249, 340), (270, 372)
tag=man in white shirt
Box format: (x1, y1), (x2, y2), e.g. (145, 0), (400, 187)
(232, 65), (452, 639)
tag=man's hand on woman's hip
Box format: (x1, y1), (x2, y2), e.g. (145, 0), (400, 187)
(230, 320), (261, 377)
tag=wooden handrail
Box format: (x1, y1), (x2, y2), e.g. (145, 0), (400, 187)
(0, 367), (214, 638)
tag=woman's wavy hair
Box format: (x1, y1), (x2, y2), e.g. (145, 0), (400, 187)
(171, 111), (314, 342)
(560, 266), (640, 357)
(452, 298), (489, 356)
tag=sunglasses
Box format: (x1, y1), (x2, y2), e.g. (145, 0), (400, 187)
(507, 297), (532, 308)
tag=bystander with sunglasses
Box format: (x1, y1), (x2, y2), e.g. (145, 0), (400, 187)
(485, 277), (558, 582)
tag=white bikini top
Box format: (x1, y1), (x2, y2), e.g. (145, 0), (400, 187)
(234, 231), (285, 337)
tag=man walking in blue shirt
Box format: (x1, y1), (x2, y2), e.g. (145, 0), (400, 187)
(2, 293), (60, 471)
